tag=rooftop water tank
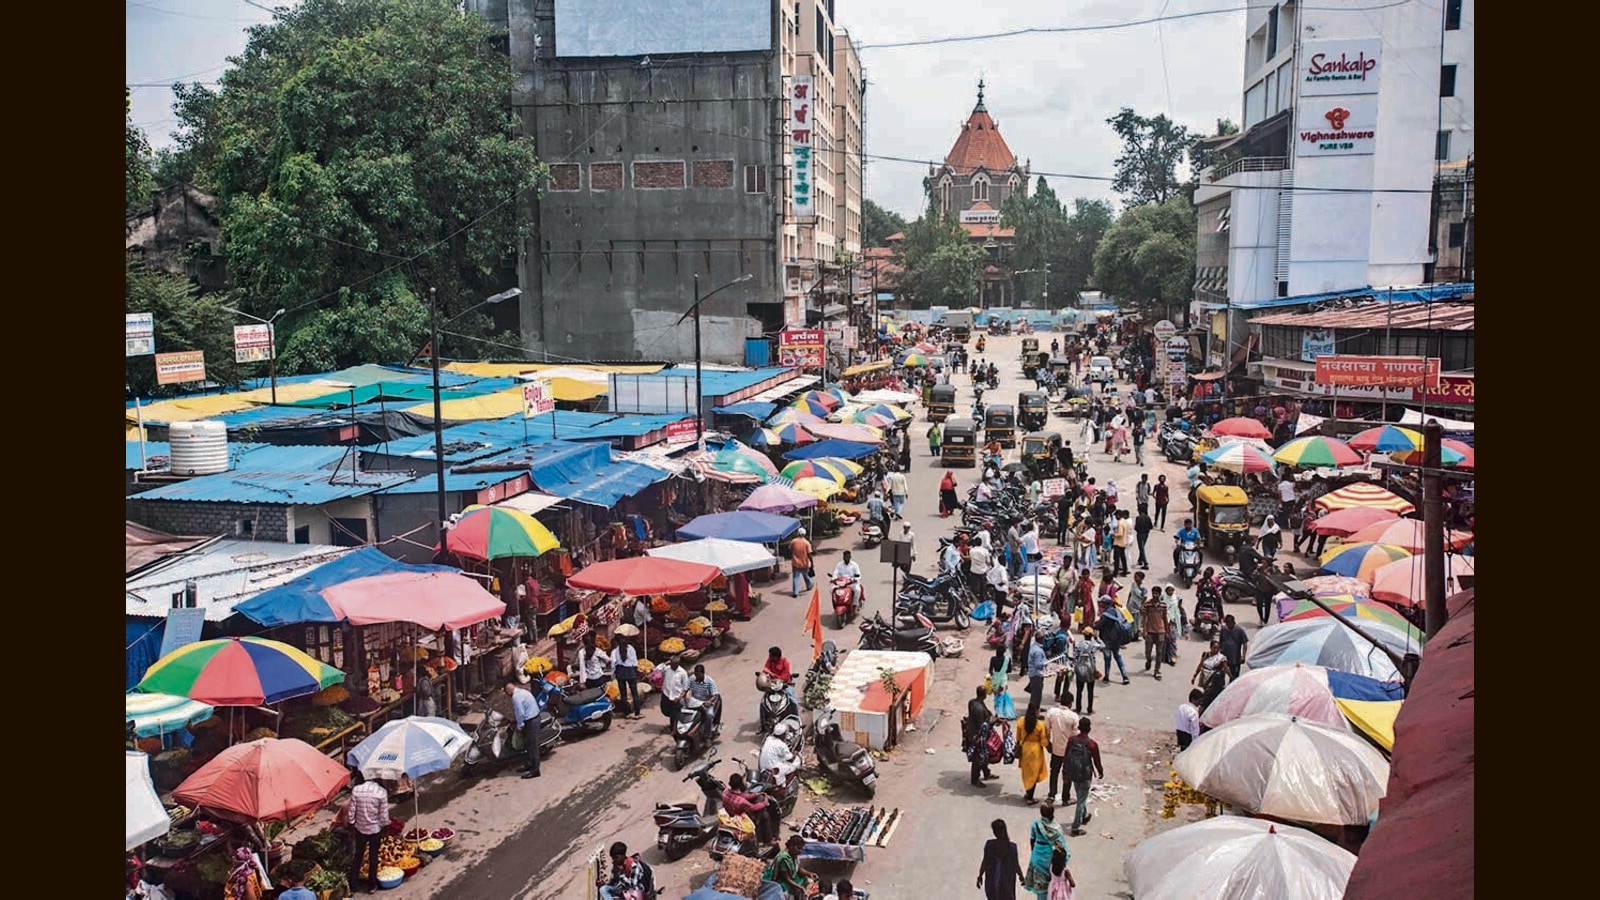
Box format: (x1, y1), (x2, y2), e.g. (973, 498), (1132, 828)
(168, 420), (230, 476)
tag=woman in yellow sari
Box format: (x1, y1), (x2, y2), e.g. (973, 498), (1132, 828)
(1015, 702), (1049, 804)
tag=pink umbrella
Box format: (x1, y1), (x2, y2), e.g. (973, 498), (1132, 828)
(1345, 519), (1473, 553)
(1369, 555), (1476, 607)
(321, 571), (506, 630)
(1311, 507), (1401, 537)
(1199, 663), (1353, 732)
(1211, 417), (1272, 439)
(739, 483), (820, 514)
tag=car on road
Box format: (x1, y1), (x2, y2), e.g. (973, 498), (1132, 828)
(1088, 355), (1115, 386)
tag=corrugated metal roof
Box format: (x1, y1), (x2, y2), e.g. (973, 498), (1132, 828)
(369, 411), (685, 464)
(1249, 302), (1474, 331)
(128, 445), (416, 504)
(375, 468), (527, 495)
(125, 539), (354, 622)
(492, 492), (565, 515)
(127, 442), (170, 470)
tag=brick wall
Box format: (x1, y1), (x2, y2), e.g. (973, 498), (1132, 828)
(126, 500), (291, 542)
(633, 161), (686, 190)
(589, 163), (623, 191)
(693, 160), (735, 189)
(548, 163), (580, 191)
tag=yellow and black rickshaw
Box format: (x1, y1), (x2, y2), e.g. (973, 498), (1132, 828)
(1020, 337), (1040, 359)
(1018, 390), (1050, 431)
(1049, 357), (1074, 380)
(941, 416), (978, 466)
(1195, 485), (1252, 558)
(928, 384), (958, 422)
(1021, 431), (1063, 478)
(984, 403), (1017, 448)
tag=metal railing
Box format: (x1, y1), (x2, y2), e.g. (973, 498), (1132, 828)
(1207, 156), (1289, 182)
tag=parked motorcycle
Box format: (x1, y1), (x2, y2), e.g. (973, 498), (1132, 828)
(533, 676), (614, 739)
(1164, 433), (1194, 464)
(895, 572), (973, 629)
(1176, 539), (1202, 588)
(756, 672), (799, 736)
(812, 705), (879, 798)
(858, 610), (942, 657)
(738, 753), (802, 818)
(458, 698), (558, 777)
(859, 518), (885, 549)
(1219, 567), (1274, 607)
(832, 575), (865, 629)
(654, 750), (726, 860)
(672, 692), (724, 771)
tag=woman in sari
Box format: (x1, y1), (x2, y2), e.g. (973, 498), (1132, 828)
(1016, 703), (1049, 804)
(988, 644), (1017, 720)
(1023, 802), (1069, 900)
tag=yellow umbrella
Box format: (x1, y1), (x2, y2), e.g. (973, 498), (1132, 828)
(1334, 698), (1402, 752)
(793, 477), (844, 499)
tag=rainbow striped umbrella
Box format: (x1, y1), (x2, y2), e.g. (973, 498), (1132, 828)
(714, 445), (779, 479)
(1283, 597), (1423, 642)
(1347, 425), (1423, 453)
(1272, 435), (1362, 468)
(767, 407), (826, 427)
(842, 408), (897, 428)
(896, 352), (931, 368)
(792, 477), (845, 499)
(780, 458), (860, 483)
(1313, 483), (1416, 514)
(445, 505), (561, 561)
(744, 427), (786, 448)
(1389, 439), (1472, 469)
(863, 403), (911, 423)
(772, 422), (818, 444)
(137, 637), (345, 706)
(1345, 519), (1473, 553)
(1200, 442), (1277, 474)
(799, 390), (843, 412)
(821, 386), (853, 404)
(790, 397), (835, 417)
(1319, 542), (1413, 581)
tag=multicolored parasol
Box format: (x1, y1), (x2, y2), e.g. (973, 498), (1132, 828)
(1282, 597), (1424, 643)
(1347, 425), (1423, 453)
(1344, 519), (1473, 553)
(798, 390), (842, 412)
(767, 407), (826, 427)
(1272, 435), (1363, 468)
(1313, 483), (1416, 514)
(1389, 438), (1473, 469)
(744, 427), (786, 448)
(1200, 442), (1277, 474)
(1310, 507), (1401, 537)
(779, 458), (861, 483)
(137, 637), (346, 706)
(1318, 542), (1413, 581)
(896, 352), (931, 368)
(445, 505), (560, 561)
(790, 397), (835, 417)
(1368, 554), (1476, 607)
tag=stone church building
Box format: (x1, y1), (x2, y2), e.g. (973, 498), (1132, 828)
(928, 81), (1031, 307)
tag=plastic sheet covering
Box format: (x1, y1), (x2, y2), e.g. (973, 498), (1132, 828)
(1245, 618), (1417, 683)
(1173, 713), (1389, 825)
(1125, 816), (1356, 900)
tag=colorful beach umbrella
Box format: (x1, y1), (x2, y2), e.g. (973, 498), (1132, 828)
(820, 386), (853, 404)
(1310, 507), (1401, 537)
(1125, 817), (1358, 900)
(1210, 417), (1273, 439)
(174, 738), (351, 823)
(767, 407), (826, 427)
(1390, 438), (1473, 469)
(1283, 597), (1424, 644)
(841, 409), (897, 428)
(137, 637), (345, 706)
(1247, 619), (1418, 682)
(1368, 554), (1476, 607)
(1313, 483), (1416, 514)
(1200, 662), (1407, 732)
(1271, 577), (1374, 623)
(863, 403), (911, 423)
(744, 427), (786, 448)
(1200, 442), (1277, 474)
(1347, 425), (1424, 454)
(790, 397), (835, 417)
(780, 458), (859, 483)
(1344, 519), (1473, 553)
(126, 692), (215, 739)
(1272, 435), (1362, 468)
(799, 390), (842, 412)
(716, 444), (779, 476)
(1319, 542), (1412, 580)
(445, 505), (560, 561)
(896, 352), (930, 368)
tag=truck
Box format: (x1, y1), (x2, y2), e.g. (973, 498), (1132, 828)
(938, 310), (974, 343)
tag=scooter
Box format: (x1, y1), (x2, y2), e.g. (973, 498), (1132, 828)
(859, 518), (885, 549)
(533, 675), (614, 739)
(1164, 432), (1194, 464)
(739, 752), (802, 818)
(859, 610), (942, 657)
(832, 576), (865, 629)
(672, 692), (724, 771)
(458, 697), (559, 777)
(1176, 539), (1202, 587)
(756, 672), (799, 736)
(1192, 600), (1222, 641)
(812, 705), (879, 798)
(654, 750), (726, 860)
(1219, 568), (1274, 607)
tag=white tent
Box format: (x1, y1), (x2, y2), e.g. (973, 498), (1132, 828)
(126, 751), (170, 851)
(1399, 408), (1474, 432)
(646, 538), (778, 576)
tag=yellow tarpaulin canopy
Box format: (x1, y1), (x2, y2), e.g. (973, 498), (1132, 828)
(841, 359), (892, 377)
(403, 385), (527, 421)
(125, 395), (259, 425)
(1335, 698), (1402, 752)
(443, 362), (664, 378)
(230, 383), (364, 405)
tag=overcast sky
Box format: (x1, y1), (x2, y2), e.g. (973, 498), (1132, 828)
(127, 0), (1247, 219)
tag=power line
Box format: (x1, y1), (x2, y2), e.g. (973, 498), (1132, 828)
(125, 0), (261, 23)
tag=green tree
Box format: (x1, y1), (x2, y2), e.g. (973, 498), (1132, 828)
(1056, 198), (1115, 301)
(1001, 177), (1066, 304)
(168, 0), (546, 373)
(1185, 118), (1241, 202)
(862, 198), (908, 248)
(1107, 108), (1195, 207)
(895, 212), (981, 308)
(125, 257), (240, 397)
(1092, 195), (1196, 323)
(126, 90), (156, 217)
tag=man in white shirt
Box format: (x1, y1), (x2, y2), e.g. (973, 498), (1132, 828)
(986, 562), (1010, 609)
(1044, 703), (1081, 805)
(759, 729), (801, 782)
(659, 656), (690, 732)
(885, 470), (909, 518)
(831, 550), (863, 610)
(1175, 689), (1203, 749)
(897, 521), (917, 573)
(966, 541), (992, 604)
(974, 478), (995, 503)
(940, 539), (962, 576)
(1020, 521), (1043, 575)
(570, 632), (611, 689)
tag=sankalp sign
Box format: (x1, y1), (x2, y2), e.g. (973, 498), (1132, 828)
(1300, 40), (1381, 96)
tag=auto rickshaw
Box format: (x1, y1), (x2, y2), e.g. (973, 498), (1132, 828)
(1020, 337), (1040, 359)
(1021, 431), (1063, 478)
(1195, 485), (1252, 559)
(941, 417), (978, 467)
(984, 404), (1017, 448)
(1049, 357), (1074, 380)
(928, 384), (957, 422)
(1017, 390), (1050, 431)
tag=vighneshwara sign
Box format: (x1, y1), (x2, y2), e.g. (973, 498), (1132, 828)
(1297, 96), (1377, 157)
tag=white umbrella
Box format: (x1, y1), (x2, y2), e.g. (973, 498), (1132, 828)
(853, 389), (919, 405)
(1125, 817), (1357, 900)
(1174, 713), (1389, 825)
(126, 751), (170, 851)
(346, 716), (471, 782)
(646, 538), (778, 576)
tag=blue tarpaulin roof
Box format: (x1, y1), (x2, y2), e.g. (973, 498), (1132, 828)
(374, 469), (529, 495)
(461, 440), (672, 507)
(1326, 668), (1408, 702)
(369, 411), (683, 464)
(128, 446), (416, 504)
(232, 547), (454, 627)
(1196, 282), (1475, 311)
(676, 510), (800, 543)
(714, 401), (779, 420)
(782, 438), (881, 461)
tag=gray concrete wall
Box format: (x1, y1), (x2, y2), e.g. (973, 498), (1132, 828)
(470, 0), (782, 363)
(126, 500), (291, 543)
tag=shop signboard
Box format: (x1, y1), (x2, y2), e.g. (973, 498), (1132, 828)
(665, 418), (700, 443)
(1314, 355), (1440, 388)
(1153, 320), (1177, 343)
(1297, 95), (1378, 157)
(155, 350), (206, 385)
(1301, 329), (1336, 361)
(126, 313), (155, 357)
(825, 325), (859, 349)
(233, 324), (274, 363)
(1420, 374), (1475, 407)
(1300, 39), (1382, 97)
(779, 328), (825, 368)
(789, 76), (814, 218)
(522, 379), (555, 418)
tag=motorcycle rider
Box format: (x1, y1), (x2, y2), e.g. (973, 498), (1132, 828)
(1173, 518), (1202, 571)
(1194, 568), (1224, 628)
(866, 492), (888, 534)
(722, 771), (779, 847)
(760, 728), (802, 784)
(761, 646), (797, 706)
(831, 551), (864, 613)
(685, 664), (722, 733)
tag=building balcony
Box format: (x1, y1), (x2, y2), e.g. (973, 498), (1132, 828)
(1207, 156), (1289, 182)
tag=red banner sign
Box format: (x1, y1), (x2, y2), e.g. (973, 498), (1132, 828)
(1418, 373), (1474, 407)
(665, 418), (700, 443)
(1314, 355), (1440, 388)
(778, 328), (826, 368)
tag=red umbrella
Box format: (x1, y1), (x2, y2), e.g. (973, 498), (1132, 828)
(567, 557), (722, 596)
(1311, 507), (1401, 537)
(1345, 519), (1473, 553)
(173, 738), (350, 823)
(1211, 417), (1272, 439)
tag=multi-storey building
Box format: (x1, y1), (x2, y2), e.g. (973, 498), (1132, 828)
(1193, 0), (1473, 310)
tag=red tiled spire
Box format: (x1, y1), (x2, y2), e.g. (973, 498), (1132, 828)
(943, 79), (1017, 176)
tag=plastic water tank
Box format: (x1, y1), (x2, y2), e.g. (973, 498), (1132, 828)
(168, 420), (230, 476)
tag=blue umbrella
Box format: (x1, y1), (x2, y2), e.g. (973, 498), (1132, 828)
(781, 438), (880, 461)
(676, 511), (801, 544)
(347, 716), (472, 781)
(1325, 669), (1407, 702)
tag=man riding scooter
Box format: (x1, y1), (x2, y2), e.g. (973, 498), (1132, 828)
(1173, 518), (1202, 571)
(831, 551), (864, 617)
(760, 727), (803, 785)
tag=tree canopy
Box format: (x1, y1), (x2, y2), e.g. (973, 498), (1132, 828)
(1107, 108), (1195, 207)
(1000, 178), (1113, 307)
(126, 90), (156, 217)
(894, 211), (982, 308)
(1092, 196), (1196, 323)
(862, 198), (908, 248)
(125, 258), (240, 398)
(167, 0), (545, 374)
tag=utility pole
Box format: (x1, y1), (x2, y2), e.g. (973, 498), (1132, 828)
(1422, 420), (1449, 638)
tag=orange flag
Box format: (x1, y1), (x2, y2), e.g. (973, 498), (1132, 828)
(804, 585), (824, 660)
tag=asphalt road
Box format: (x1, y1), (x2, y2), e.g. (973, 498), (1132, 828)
(376, 329), (1258, 899)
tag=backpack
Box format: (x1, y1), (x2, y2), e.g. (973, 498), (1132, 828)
(1065, 735), (1094, 782)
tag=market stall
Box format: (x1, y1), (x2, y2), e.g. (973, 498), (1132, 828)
(566, 557), (723, 664)
(823, 649), (932, 751)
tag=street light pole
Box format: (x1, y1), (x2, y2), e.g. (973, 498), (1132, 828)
(222, 305), (287, 405)
(678, 273), (754, 452)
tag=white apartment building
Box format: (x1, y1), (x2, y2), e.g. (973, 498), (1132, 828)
(1193, 0), (1473, 309)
